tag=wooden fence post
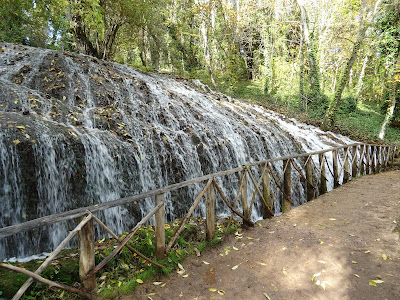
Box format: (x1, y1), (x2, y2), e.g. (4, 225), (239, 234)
(365, 145), (370, 175)
(319, 154), (327, 195)
(376, 147), (381, 173)
(241, 170), (249, 219)
(155, 193), (165, 259)
(78, 216), (96, 292)
(206, 183), (216, 240)
(371, 146), (377, 174)
(332, 150), (339, 188)
(282, 159), (292, 213)
(359, 145), (365, 175)
(305, 156), (314, 201)
(261, 165), (273, 218)
(343, 148), (350, 184)
(351, 145), (358, 178)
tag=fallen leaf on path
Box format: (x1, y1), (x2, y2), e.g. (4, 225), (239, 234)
(283, 268), (287, 275)
(209, 288), (217, 292)
(233, 246), (238, 251)
(257, 262), (267, 266)
(329, 218), (336, 221)
(369, 280), (384, 286)
(218, 290), (226, 295)
(232, 265), (239, 270)
(382, 254), (389, 260)
(182, 274), (189, 278)
(319, 239), (324, 244)
(247, 237), (254, 240)
(263, 292), (271, 300)
(178, 263), (184, 270)
(353, 274), (360, 278)
(352, 261), (357, 264)
(364, 250), (370, 254)
(153, 282), (163, 285)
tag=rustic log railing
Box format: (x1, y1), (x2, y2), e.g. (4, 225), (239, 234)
(0, 142), (398, 299)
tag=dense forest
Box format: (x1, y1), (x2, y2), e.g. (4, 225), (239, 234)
(1, 0), (399, 140)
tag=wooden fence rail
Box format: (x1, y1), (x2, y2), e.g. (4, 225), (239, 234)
(1, 142), (399, 299)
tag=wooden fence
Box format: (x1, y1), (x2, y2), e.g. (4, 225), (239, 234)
(0, 142), (398, 299)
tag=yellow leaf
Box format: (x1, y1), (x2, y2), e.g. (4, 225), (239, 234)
(353, 274), (360, 278)
(209, 288), (217, 292)
(232, 265), (239, 270)
(203, 261), (210, 265)
(118, 281), (122, 287)
(233, 246), (238, 251)
(319, 239), (324, 244)
(14, 100), (18, 104)
(257, 262), (267, 266)
(182, 274), (189, 278)
(382, 254), (388, 260)
(263, 292), (271, 300)
(218, 290), (226, 295)
(329, 218), (337, 221)
(178, 263), (184, 270)
(136, 279), (143, 284)
(352, 261), (357, 264)
(364, 250), (370, 254)
(13, 140), (20, 145)
(153, 282), (163, 285)
(16, 126), (25, 130)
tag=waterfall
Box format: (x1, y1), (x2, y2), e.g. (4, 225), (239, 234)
(0, 42), (354, 261)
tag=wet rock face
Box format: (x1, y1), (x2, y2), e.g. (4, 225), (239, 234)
(0, 42), (353, 260)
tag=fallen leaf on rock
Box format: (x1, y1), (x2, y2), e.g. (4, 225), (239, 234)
(13, 140), (20, 145)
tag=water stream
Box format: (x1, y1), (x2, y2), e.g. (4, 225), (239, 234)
(0, 42), (354, 260)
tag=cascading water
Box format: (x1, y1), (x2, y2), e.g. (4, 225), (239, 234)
(0, 42), (354, 261)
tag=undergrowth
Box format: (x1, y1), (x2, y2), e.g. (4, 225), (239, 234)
(205, 79), (400, 144)
(0, 217), (239, 299)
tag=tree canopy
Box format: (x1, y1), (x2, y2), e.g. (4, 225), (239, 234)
(1, 0), (400, 139)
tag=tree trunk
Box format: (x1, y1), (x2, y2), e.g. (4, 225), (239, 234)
(297, 0), (321, 105)
(378, 51), (400, 139)
(356, 54), (369, 99)
(321, 0), (381, 131)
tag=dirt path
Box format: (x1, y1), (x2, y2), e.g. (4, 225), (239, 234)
(125, 170), (400, 300)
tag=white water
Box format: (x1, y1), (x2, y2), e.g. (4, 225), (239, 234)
(0, 42), (355, 260)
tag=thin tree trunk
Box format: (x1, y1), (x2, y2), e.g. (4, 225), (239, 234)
(378, 52), (400, 139)
(297, 0), (321, 103)
(356, 54), (369, 99)
(321, 0), (380, 131)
